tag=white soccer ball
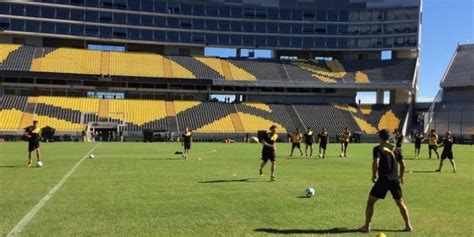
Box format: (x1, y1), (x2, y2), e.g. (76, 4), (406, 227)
(36, 161), (43, 168)
(305, 187), (315, 198)
(318, 154), (322, 158)
(89, 154), (95, 159)
(340, 152), (344, 157)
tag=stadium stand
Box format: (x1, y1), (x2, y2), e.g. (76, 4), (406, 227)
(0, 95), (407, 135)
(442, 44), (474, 85)
(0, 44), (416, 85)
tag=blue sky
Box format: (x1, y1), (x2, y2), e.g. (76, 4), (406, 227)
(206, 0), (474, 103)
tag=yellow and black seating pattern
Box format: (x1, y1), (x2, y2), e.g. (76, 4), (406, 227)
(0, 95), (407, 134)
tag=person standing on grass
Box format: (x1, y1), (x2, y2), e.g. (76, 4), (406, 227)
(24, 120), (42, 167)
(359, 129), (413, 233)
(414, 131), (424, 158)
(182, 127), (192, 160)
(290, 128), (303, 157)
(435, 131), (457, 173)
(428, 129), (440, 159)
(318, 128), (329, 159)
(340, 127), (351, 157)
(394, 130), (404, 155)
(259, 125), (278, 181)
(304, 127), (315, 158)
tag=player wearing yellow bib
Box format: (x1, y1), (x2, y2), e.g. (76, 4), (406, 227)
(259, 125), (278, 181)
(428, 129), (440, 159)
(289, 128), (303, 157)
(24, 120), (42, 167)
(340, 127), (351, 157)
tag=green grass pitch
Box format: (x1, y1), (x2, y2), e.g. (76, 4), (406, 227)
(1, 142), (473, 236)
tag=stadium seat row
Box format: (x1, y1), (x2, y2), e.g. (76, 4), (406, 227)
(0, 95), (408, 134)
(0, 44), (416, 84)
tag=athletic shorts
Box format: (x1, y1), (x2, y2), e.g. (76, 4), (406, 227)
(305, 142), (313, 146)
(441, 151), (454, 160)
(319, 142), (327, 150)
(28, 141), (40, 152)
(184, 143), (191, 150)
(370, 178), (403, 200)
(429, 145), (438, 150)
(262, 149), (276, 162)
(415, 143), (421, 149)
(292, 143), (301, 149)
(342, 141), (349, 148)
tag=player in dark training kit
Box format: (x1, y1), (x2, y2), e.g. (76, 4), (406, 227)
(428, 129), (440, 159)
(318, 128), (329, 159)
(259, 125), (278, 181)
(24, 120), (42, 167)
(359, 129), (413, 233)
(414, 131), (424, 159)
(394, 130), (404, 155)
(304, 127), (315, 158)
(435, 131), (457, 173)
(182, 127), (192, 160)
(289, 128), (303, 157)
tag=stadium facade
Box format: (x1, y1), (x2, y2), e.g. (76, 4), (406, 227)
(0, 0), (422, 140)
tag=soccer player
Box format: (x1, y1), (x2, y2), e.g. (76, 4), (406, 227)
(182, 127), (192, 160)
(414, 131), (424, 158)
(340, 127), (351, 157)
(318, 128), (329, 159)
(289, 128), (303, 157)
(24, 120), (42, 167)
(435, 131), (457, 173)
(304, 127), (315, 158)
(394, 130), (404, 155)
(359, 129), (413, 233)
(428, 129), (440, 159)
(259, 125), (278, 181)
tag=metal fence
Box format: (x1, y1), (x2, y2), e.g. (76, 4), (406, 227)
(425, 108), (474, 138)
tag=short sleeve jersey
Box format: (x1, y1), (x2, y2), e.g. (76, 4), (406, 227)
(318, 132), (328, 143)
(373, 143), (403, 181)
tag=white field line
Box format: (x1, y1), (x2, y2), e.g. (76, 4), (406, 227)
(7, 143), (102, 237)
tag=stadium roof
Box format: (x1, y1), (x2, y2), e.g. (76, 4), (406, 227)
(441, 44), (474, 88)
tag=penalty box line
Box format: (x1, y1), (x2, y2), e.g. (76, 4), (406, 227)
(7, 143), (102, 237)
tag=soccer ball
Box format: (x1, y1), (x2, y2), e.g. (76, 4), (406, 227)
(305, 187), (315, 198)
(89, 154), (95, 159)
(376, 233), (386, 237)
(318, 154), (322, 158)
(36, 161), (43, 168)
(340, 152), (344, 157)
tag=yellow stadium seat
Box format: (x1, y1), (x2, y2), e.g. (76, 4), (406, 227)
(174, 101), (202, 114)
(238, 112), (287, 133)
(109, 99), (167, 126)
(32, 48), (101, 75)
(0, 109), (23, 131)
(0, 44), (20, 63)
(196, 115), (235, 133)
(37, 96), (100, 113)
(32, 114), (85, 132)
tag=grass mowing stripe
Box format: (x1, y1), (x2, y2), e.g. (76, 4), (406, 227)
(6, 143), (102, 237)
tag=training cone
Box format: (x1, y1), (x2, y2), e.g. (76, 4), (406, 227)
(376, 232), (386, 237)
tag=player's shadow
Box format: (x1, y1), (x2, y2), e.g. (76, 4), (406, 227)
(199, 178), (256, 184)
(411, 170), (437, 173)
(142, 158), (183, 161)
(296, 195), (311, 199)
(0, 165), (24, 169)
(254, 227), (358, 234)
